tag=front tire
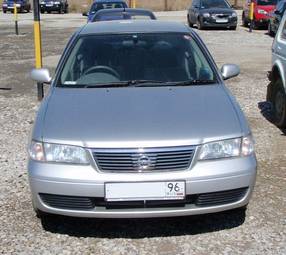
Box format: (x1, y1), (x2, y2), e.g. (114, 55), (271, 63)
(58, 6), (63, 14)
(197, 17), (204, 30)
(268, 22), (275, 37)
(271, 79), (286, 128)
(187, 15), (194, 27)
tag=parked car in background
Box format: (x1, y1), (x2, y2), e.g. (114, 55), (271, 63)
(40, 0), (69, 14)
(268, 12), (286, 127)
(91, 8), (156, 22)
(83, 0), (128, 22)
(187, 0), (238, 30)
(2, 0), (31, 13)
(242, 0), (277, 28)
(29, 20), (256, 219)
(268, 0), (286, 36)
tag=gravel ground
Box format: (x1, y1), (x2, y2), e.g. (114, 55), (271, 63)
(0, 11), (285, 255)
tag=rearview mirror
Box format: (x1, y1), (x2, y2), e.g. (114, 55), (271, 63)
(30, 68), (52, 84)
(221, 64), (240, 80)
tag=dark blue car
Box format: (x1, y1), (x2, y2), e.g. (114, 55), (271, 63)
(2, 0), (31, 13)
(83, 0), (128, 22)
(91, 8), (157, 22)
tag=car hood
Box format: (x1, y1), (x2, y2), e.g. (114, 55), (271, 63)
(201, 8), (234, 15)
(42, 85), (243, 148)
(256, 5), (276, 12)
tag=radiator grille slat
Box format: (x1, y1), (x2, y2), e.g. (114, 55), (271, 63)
(92, 146), (195, 172)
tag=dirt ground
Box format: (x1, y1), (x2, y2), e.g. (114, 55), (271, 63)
(0, 11), (285, 255)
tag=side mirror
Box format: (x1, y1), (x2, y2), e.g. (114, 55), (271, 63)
(30, 68), (52, 84)
(221, 64), (240, 80)
(82, 12), (88, 16)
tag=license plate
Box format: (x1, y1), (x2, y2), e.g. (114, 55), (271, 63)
(105, 181), (185, 201)
(46, 4), (53, 6)
(216, 18), (228, 23)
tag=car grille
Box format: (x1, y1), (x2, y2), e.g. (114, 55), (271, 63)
(212, 14), (229, 18)
(92, 146), (195, 172)
(39, 188), (248, 211)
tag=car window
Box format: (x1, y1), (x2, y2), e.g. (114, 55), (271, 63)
(276, 1), (283, 12)
(95, 12), (154, 21)
(90, 2), (126, 14)
(192, 0), (199, 7)
(281, 20), (286, 40)
(59, 33), (215, 87)
(257, 0), (277, 5)
(201, 0), (230, 9)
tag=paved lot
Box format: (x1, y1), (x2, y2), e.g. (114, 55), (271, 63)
(0, 11), (285, 255)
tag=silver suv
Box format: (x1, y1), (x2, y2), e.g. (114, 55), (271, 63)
(29, 21), (257, 219)
(268, 12), (286, 128)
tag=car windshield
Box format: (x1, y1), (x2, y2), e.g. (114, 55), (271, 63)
(90, 2), (126, 14)
(257, 0), (277, 5)
(59, 33), (216, 87)
(201, 0), (230, 9)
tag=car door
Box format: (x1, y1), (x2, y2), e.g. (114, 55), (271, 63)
(275, 16), (286, 88)
(274, 1), (284, 30)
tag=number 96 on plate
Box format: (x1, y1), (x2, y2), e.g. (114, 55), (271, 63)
(165, 181), (185, 199)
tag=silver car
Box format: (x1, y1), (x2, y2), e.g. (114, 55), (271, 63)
(268, 11), (286, 128)
(29, 20), (257, 219)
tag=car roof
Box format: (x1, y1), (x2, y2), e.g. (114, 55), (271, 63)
(93, 0), (126, 3)
(80, 20), (191, 35)
(94, 8), (154, 15)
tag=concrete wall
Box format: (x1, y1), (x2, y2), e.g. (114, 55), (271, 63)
(76, 0), (245, 11)
(0, 0), (245, 12)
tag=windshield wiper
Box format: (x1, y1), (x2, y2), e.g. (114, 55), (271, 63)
(62, 80), (165, 88)
(132, 79), (217, 87)
(60, 80), (216, 88)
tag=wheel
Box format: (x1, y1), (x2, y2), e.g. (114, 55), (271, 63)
(47, 10), (51, 14)
(196, 17), (204, 30)
(64, 7), (68, 13)
(268, 22), (275, 37)
(242, 12), (248, 27)
(3, 10), (6, 13)
(40, 10), (44, 14)
(271, 79), (286, 128)
(58, 6), (63, 14)
(187, 15), (193, 27)
(230, 26), (237, 30)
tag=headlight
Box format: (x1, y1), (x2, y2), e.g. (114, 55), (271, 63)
(54, 1), (60, 4)
(29, 141), (90, 164)
(198, 136), (254, 160)
(202, 13), (210, 18)
(257, 9), (267, 14)
(231, 12), (237, 17)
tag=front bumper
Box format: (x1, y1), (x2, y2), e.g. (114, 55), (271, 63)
(202, 17), (237, 28)
(2, 5), (23, 11)
(28, 155), (257, 218)
(40, 5), (61, 11)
